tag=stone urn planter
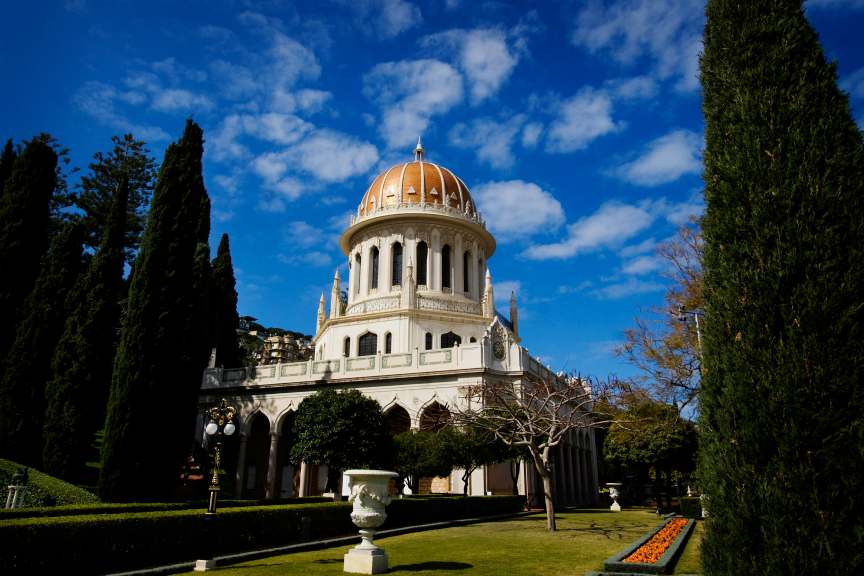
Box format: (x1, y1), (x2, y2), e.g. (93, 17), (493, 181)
(606, 483), (623, 512)
(343, 469), (399, 575)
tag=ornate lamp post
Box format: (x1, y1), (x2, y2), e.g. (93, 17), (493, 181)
(194, 399), (236, 572)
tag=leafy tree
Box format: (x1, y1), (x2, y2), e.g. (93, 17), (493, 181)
(603, 401), (697, 509)
(99, 119), (212, 503)
(0, 138), (19, 199)
(291, 389), (394, 491)
(42, 177), (128, 483)
(0, 223), (85, 467)
(436, 425), (508, 497)
(210, 234), (241, 369)
(393, 430), (454, 493)
(0, 137), (59, 364)
(238, 332), (265, 366)
(75, 133), (158, 264)
(614, 219), (704, 413)
(698, 1), (864, 573)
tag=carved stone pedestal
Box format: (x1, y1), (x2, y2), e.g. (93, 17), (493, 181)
(343, 470), (399, 575)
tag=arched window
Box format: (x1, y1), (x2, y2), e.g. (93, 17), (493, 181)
(386, 405), (411, 435)
(354, 254), (362, 295)
(417, 241), (428, 285)
(371, 246), (379, 290)
(441, 332), (461, 348)
(442, 245), (451, 289)
(385, 332), (392, 354)
(358, 332), (377, 356)
(392, 243), (403, 287)
(344, 337), (351, 357)
(425, 332), (433, 350)
(463, 251), (469, 293)
(469, 337), (477, 343)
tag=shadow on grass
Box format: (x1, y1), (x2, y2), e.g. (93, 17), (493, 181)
(313, 558), (343, 564)
(390, 561), (473, 571)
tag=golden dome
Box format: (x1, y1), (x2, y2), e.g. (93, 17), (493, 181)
(358, 139), (476, 218)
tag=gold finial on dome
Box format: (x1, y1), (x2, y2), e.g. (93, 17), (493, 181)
(414, 136), (425, 162)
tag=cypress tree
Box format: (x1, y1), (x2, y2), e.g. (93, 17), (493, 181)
(0, 138), (18, 200)
(0, 137), (58, 364)
(42, 177), (128, 483)
(211, 234), (241, 368)
(698, 1), (864, 574)
(0, 223), (85, 467)
(99, 120), (211, 502)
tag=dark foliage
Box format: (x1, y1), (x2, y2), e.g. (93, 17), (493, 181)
(0, 224), (85, 466)
(42, 177), (128, 483)
(0, 138), (18, 200)
(0, 137), (58, 364)
(698, 1), (864, 574)
(210, 233), (241, 369)
(75, 133), (158, 264)
(99, 119), (212, 502)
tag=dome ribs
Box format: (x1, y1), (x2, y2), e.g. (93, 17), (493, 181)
(402, 163), (422, 203)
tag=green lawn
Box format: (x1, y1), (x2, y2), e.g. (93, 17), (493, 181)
(186, 509), (702, 576)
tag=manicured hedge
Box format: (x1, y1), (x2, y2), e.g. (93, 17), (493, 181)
(679, 497), (703, 518)
(0, 495), (525, 574)
(0, 459), (100, 507)
(0, 496), (330, 520)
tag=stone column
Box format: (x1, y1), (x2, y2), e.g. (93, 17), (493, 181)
(454, 235), (463, 295)
(563, 444), (575, 505)
(234, 435), (249, 499)
(265, 433), (279, 499)
(579, 447), (589, 503)
(359, 245), (370, 297)
(299, 461), (310, 497)
(589, 449), (600, 504)
(555, 444), (566, 507)
(572, 446), (583, 505)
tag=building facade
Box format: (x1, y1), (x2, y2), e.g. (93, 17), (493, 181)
(197, 142), (600, 507)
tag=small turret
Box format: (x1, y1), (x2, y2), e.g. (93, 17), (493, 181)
(330, 268), (342, 319)
(482, 268), (494, 319)
(402, 257), (417, 309)
(510, 291), (519, 337)
(316, 292), (326, 332)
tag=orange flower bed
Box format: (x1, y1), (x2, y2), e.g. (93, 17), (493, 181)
(623, 518), (688, 563)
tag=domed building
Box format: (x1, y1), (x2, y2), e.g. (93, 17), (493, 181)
(197, 141), (600, 508)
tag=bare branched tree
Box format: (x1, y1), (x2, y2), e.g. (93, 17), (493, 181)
(449, 375), (619, 531)
(614, 217), (704, 414)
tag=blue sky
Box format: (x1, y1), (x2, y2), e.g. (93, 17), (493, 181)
(2, 0), (862, 380)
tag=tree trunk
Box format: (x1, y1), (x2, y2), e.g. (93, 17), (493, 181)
(529, 448), (556, 531)
(510, 460), (520, 496)
(462, 467), (474, 497)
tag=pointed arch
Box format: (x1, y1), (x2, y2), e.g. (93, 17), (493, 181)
(419, 399), (451, 432)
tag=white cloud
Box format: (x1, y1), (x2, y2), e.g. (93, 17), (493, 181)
(571, 0), (704, 92)
(422, 27), (523, 105)
(840, 65), (864, 98)
(243, 113), (314, 145)
(472, 180), (566, 242)
(150, 88), (215, 113)
(151, 57), (207, 83)
(333, 0), (422, 38)
(449, 115), (526, 169)
(363, 59), (464, 148)
(521, 122), (543, 148)
(618, 237), (656, 258)
(278, 251), (333, 267)
(620, 255), (665, 275)
(493, 280), (521, 304)
(282, 221), (340, 249)
(545, 87), (625, 153)
(603, 75), (659, 100)
(210, 60), (261, 101)
(589, 278), (665, 299)
(613, 129), (702, 186)
(521, 199), (658, 260)
(559, 280), (593, 293)
(70, 81), (170, 141)
(291, 129), (380, 182)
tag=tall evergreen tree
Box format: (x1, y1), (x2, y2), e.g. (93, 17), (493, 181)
(42, 177), (128, 483)
(0, 138), (19, 200)
(0, 137), (59, 364)
(0, 223), (85, 467)
(698, 1), (864, 574)
(210, 234), (241, 368)
(76, 133), (158, 264)
(99, 119), (211, 502)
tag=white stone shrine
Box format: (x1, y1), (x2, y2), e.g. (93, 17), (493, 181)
(196, 140), (600, 508)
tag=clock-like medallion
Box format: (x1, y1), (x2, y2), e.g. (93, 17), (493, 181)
(492, 340), (506, 360)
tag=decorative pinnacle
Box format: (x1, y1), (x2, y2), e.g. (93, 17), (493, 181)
(414, 136), (425, 162)
(334, 268), (340, 280)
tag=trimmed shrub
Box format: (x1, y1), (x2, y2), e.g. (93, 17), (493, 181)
(0, 459), (100, 507)
(0, 496), (330, 520)
(0, 495), (525, 573)
(679, 497), (702, 518)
